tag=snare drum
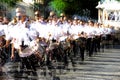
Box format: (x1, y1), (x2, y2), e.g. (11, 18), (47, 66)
(19, 40), (43, 61)
(19, 40), (39, 57)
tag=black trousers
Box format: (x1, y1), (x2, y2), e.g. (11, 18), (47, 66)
(80, 46), (85, 61)
(70, 40), (78, 57)
(0, 47), (9, 66)
(20, 54), (37, 71)
(95, 36), (101, 52)
(86, 38), (95, 57)
(79, 37), (86, 61)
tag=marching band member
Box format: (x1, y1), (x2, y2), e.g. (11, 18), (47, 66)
(93, 22), (102, 52)
(4, 17), (18, 48)
(10, 14), (39, 76)
(1, 9), (118, 76)
(68, 19), (81, 57)
(0, 23), (7, 64)
(0, 18), (10, 73)
(85, 20), (96, 57)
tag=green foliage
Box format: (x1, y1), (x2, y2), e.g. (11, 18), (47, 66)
(49, 0), (68, 16)
(0, 0), (20, 7)
(34, 3), (40, 11)
(33, 2), (44, 12)
(65, 0), (82, 15)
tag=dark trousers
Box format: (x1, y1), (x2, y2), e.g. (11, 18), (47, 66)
(72, 40), (79, 57)
(21, 54), (37, 71)
(80, 46), (85, 61)
(96, 37), (101, 52)
(20, 54), (37, 76)
(79, 37), (86, 61)
(86, 38), (95, 57)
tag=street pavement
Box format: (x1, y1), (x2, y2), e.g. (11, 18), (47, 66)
(0, 45), (120, 80)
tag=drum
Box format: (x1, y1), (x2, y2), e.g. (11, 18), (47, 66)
(19, 40), (38, 56)
(19, 40), (43, 61)
(77, 37), (86, 48)
(59, 41), (70, 50)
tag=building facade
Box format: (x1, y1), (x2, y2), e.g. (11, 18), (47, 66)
(96, 0), (120, 29)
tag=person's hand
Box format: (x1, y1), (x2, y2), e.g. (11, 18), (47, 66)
(3, 44), (9, 48)
(11, 54), (14, 61)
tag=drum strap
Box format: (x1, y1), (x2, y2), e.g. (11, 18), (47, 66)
(21, 33), (32, 50)
(27, 33), (32, 42)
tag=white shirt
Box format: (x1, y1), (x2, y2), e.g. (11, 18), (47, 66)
(0, 24), (7, 36)
(11, 21), (31, 49)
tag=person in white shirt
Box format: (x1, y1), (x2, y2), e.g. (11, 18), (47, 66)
(11, 14), (39, 76)
(86, 20), (96, 57)
(93, 22), (102, 52)
(0, 24), (8, 68)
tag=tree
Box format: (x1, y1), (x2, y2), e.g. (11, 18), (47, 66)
(49, 0), (99, 19)
(49, 0), (68, 16)
(64, 0), (82, 15)
(0, 0), (21, 17)
(0, 0), (21, 7)
(116, 0), (120, 1)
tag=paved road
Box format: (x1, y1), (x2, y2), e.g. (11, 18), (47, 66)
(1, 45), (120, 80)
